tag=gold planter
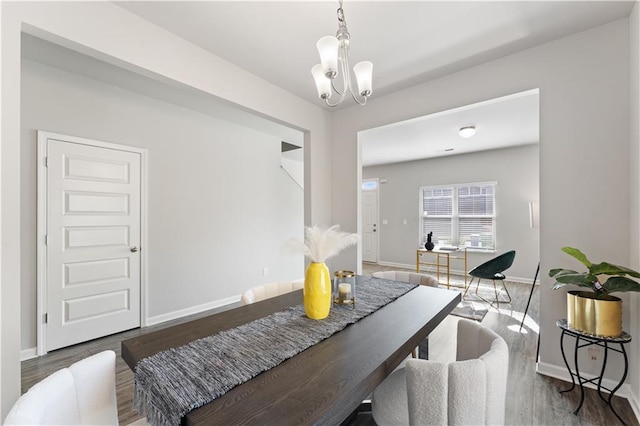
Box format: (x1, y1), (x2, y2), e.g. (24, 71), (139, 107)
(567, 290), (622, 337)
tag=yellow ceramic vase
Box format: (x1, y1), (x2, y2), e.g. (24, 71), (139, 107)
(304, 262), (331, 320)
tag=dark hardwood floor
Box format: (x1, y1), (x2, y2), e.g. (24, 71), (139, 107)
(20, 264), (638, 425)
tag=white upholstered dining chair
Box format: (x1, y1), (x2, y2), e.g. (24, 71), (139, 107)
(5, 350), (119, 425)
(372, 270), (439, 287)
(240, 279), (304, 305)
(4, 350), (148, 426)
(371, 319), (509, 425)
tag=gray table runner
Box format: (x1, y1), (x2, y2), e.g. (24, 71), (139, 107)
(134, 276), (417, 426)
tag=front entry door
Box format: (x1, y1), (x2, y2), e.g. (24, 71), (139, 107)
(43, 134), (141, 351)
(362, 180), (379, 263)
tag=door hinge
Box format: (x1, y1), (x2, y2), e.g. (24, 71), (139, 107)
(44, 235), (48, 245)
(44, 156), (48, 167)
(44, 313), (48, 324)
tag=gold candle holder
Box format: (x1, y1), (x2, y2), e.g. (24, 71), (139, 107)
(333, 270), (355, 308)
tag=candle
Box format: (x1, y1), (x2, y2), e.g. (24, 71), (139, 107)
(338, 283), (352, 303)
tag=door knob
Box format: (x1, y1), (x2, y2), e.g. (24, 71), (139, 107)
(130, 246), (139, 253)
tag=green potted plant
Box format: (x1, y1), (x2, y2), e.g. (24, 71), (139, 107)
(549, 247), (640, 337)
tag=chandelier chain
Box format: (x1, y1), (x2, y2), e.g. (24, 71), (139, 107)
(337, 2), (345, 25)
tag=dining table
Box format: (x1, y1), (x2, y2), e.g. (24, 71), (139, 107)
(121, 277), (461, 425)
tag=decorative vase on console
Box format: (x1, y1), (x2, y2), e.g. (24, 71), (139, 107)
(285, 225), (359, 320)
(424, 232), (435, 251)
(303, 262), (331, 319)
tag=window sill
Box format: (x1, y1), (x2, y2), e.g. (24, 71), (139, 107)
(464, 247), (497, 254)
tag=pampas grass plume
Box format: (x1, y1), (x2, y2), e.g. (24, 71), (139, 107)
(284, 225), (359, 263)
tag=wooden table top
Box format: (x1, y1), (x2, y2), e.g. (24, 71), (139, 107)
(121, 281), (460, 425)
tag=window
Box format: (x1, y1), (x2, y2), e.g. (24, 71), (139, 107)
(420, 182), (496, 250)
(362, 180), (378, 191)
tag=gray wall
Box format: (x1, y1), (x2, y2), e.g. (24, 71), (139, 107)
(332, 20), (631, 387)
(629, 1), (640, 408)
(20, 59), (304, 351)
(363, 144), (539, 281)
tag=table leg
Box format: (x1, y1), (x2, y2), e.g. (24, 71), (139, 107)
(436, 253), (441, 285)
(559, 330), (576, 393)
(464, 249), (467, 285)
(416, 250), (420, 273)
(445, 253), (450, 288)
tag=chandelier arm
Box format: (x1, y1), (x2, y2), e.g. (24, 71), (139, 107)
(330, 79), (345, 96)
(325, 42), (350, 106)
(325, 79), (348, 107)
(350, 91), (368, 106)
(342, 43), (368, 106)
(324, 93), (347, 107)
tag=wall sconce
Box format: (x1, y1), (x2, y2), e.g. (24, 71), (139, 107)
(529, 201), (539, 228)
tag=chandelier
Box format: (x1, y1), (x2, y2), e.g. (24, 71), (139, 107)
(311, 0), (373, 107)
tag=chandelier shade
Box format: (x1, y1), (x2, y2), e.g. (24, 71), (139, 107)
(316, 36), (339, 78)
(311, 64), (332, 99)
(353, 61), (373, 96)
(311, 0), (373, 107)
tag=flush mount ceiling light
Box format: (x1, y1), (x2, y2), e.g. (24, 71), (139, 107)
(311, 0), (373, 107)
(459, 126), (477, 138)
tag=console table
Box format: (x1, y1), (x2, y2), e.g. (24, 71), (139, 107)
(556, 319), (631, 425)
(416, 247), (467, 289)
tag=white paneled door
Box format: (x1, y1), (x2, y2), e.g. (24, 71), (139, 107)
(362, 180), (379, 263)
(44, 136), (141, 351)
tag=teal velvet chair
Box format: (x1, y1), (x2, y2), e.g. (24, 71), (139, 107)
(464, 250), (516, 309)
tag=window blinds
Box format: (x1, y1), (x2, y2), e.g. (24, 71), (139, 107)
(421, 183), (496, 249)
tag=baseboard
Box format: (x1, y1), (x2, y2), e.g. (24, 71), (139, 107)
(537, 361), (632, 399)
(146, 295), (240, 326)
(629, 388), (640, 424)
(20, 347), (37, 361)
(21, 296), (241, 360)
(375, 261), (538, 285)
(376, 261), (415, 270)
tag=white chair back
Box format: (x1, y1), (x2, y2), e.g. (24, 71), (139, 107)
(372, 319), (508, 426)
(5, 350), (118, 425)
(240, 279), (304, 305)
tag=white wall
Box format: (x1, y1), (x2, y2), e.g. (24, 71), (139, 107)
(629, 1), (640, 417)
(1, 2), (331, 416)
(363, 144), (539, 281)
(333, 19), (632, 391)
(20, 58), (305, 349)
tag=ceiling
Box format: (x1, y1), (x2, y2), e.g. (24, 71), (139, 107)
(110, 1), (633, 164)
(361, 89), (539, 166)
(116, 1), (634, 107)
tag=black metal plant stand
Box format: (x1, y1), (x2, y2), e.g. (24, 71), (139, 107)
(556, 319), (631, 425)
